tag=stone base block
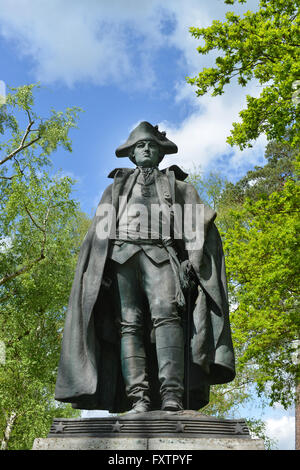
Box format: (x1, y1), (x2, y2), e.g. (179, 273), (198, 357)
(32, 436), (265, 450)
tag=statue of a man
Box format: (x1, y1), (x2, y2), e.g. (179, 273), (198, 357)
(55, 122), (235, 413)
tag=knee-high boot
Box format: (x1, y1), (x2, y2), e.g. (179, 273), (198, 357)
(155, 323), (184, 410)
(121, 335), (150, 412)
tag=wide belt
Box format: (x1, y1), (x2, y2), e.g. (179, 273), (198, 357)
(111, 237), (186, 309)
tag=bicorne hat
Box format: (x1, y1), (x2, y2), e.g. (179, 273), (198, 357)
(115, 121), (178, 157)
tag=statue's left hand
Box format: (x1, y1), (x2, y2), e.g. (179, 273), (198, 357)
(179, 260), (198, 292)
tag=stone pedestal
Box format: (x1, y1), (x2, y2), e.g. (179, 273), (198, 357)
(32, 411), (265, 451)
(33, 436), (264, 450)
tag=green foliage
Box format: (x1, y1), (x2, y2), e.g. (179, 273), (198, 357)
(218, 140), (299, 231)
(188, 142), (299, 446)
(186, 166), (228, 209)
(0, 84), (89, 449)
(222, 141), (297, 203)
(224, 174), (300, 408)
(188, 0), (299, 149)
(246, 418), (276, 450)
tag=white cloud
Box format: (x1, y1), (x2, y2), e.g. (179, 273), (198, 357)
(0, 0), (152, 87)
(160, 82), (267, 178)
(265, 416), (295, 450)
(81, 409), (111, 418)
(0, 0), (175, 88)
(0, 236), (12, 252)
(0, 0), (258, 88)
(0, 79), (6, 105)
(0, 0), (265, 175)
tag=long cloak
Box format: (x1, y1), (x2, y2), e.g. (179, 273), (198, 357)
(55, 166), (235, 411)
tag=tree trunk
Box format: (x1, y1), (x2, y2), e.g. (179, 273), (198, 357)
(294, 339), (300, 450)
(1, 412), (17, 450)
(296, 381), (300, 450)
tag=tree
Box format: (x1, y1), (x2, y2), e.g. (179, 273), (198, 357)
(187, 142), (299, 447)
(218, 140), (299, 230)
(0, 209), (90, 450)
(221, 140), (297, 201)
(0, 84), (90, 449)
(187, 167), (227, 210)
(188, 0), (299, 149)
(0, 84), (81, 285)
(225, 176), (299, 404)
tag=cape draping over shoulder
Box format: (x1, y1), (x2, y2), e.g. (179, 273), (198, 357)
(55, 166), (235, 411)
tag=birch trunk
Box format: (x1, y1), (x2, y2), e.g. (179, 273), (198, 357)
(1, 412), (17, 450)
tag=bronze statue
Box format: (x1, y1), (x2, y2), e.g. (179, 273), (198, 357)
(55, 121), (235, 413)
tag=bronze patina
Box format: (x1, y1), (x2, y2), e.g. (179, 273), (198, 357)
(55, 121), (235, 413)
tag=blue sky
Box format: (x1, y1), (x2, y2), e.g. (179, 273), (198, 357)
(0, 0), (268, 216)
(0, 0), (295, 449)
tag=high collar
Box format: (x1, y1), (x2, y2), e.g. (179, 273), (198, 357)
(108, 165), (188, 181)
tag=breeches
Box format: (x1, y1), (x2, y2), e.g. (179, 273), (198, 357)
(110, 250), (184, 403)
(111, 250), (181, 335)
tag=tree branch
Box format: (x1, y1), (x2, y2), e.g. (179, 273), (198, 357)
(0, 175), (16, 180)
(216, 381), (252, 397)
(0, 206), (51, 286)
(6, 330), (31, 347)
(0, 119), (40, 166)
(24, 204), (44, 232)
(0, 254), (45, 286)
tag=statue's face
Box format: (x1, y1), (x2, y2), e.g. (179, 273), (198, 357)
(133, 140), (160, 167)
